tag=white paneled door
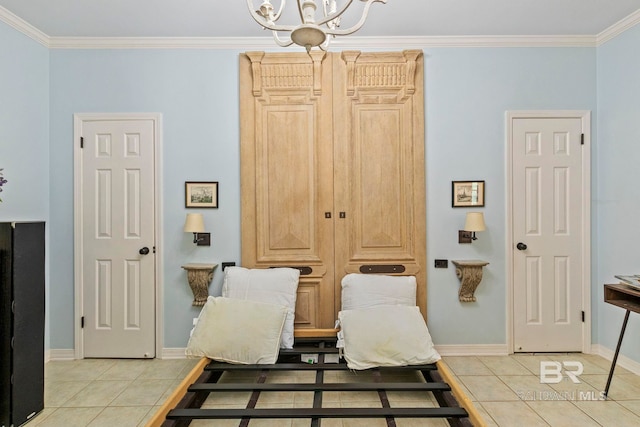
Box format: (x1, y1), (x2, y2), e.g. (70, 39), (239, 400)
(77, 116), (157, 358)
(510, 113), (590, 352)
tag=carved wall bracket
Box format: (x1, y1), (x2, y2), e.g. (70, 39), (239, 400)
(452, 260), (489, 302)
(181, 263), (218, 306)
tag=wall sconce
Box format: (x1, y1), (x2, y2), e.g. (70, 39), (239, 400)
(459, 212), (486, 244)
(184, 213), (211, 246)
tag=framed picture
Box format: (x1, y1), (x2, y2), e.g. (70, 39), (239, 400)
(185, 181), (218, 208)
(452, 181), (485, 207)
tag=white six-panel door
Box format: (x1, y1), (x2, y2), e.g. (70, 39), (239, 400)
(75, 115), (158, 358)
(509, 112), (590, 352)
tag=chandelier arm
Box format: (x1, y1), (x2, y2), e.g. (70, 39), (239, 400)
(319, 36), (332, 51)
(323, 0), (385, 35)
(297, 0), (305, 23)
(315, 0), (355, 26)
(273, 0), (286, 21)
(246, 0), (296, 30)
(272, 30), (295, 47)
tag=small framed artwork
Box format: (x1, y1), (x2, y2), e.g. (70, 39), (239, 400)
(185, 181), (218, 208)
(452, 180), (485, 207)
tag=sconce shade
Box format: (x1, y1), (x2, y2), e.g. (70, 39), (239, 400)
(184, 213), (205, 233)
(464, 212), (486, 232)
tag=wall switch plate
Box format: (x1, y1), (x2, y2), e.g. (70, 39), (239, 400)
(221, 262), (236, 271)
(458, 230), (473, 244)
(434, 259), (448, 268)
(195, 232), (210, 246)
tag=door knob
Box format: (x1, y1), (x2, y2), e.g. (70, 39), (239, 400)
(139, 247), (150, 255)
(516, 242), (527, 251)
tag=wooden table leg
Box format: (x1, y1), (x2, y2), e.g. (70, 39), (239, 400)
(604, 309), (631, 398)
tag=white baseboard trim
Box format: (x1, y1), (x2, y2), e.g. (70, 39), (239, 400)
(435, 344), (509, 356)
(590, 344), (640, 376)
(47, 349), (76, 362)
(162, 348), (187, 359)
(46, 348), (186, 360)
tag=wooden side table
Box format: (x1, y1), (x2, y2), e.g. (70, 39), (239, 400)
(451, 260), (489, 302)
(603, 283), (640, 397)
(181, 263), (218, 306)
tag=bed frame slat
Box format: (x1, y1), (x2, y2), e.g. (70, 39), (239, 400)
(188, 382), (451, 392)
(204, 362), (438, 371)
(166, 407), (469, 420)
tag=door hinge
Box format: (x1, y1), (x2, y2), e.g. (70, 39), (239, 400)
(81, 316), (85, 328)
(80, 136), (84, 148)
(153, 246), (156, 254)
(581, 311), (585, 322)
(580, 133), (584, 145)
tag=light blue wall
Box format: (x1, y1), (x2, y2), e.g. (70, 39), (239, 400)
(49, 49), (242, 348)
(0, 24), (49, 218)
(46, 46), (596, 349)
(0, 22), (50, 347)
(425, 47), (596, 344)
(596, 24), (640, 361)
(6, 18), (639, 357)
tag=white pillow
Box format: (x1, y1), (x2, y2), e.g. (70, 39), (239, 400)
(222, 266), (300, 349)
(338, 305), (440, 370)
(186, 297), (287, 364)
(341, 273), (416, 310)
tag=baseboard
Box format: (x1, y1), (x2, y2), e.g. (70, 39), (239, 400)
(434, 344), (509, 356)
(47, 349), (76, 361)
(591, 344), (640, 376)
(162, 348), (187, 359)
(47, 348), (186, 360)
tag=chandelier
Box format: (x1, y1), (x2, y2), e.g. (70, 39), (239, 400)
(247, 0), (387, 52)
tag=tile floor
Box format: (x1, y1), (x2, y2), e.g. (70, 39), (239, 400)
(26, 353), (640, 426)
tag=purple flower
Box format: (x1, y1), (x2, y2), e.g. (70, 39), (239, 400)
(0, 169), (5, 202)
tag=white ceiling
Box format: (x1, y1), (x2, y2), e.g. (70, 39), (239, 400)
(0, 0), (639, 39)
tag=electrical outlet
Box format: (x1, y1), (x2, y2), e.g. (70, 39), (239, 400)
(221, 262), (236, 271)
(324, 354), (340, 364)
(301, 353), (318, 364)
(434, 259), (448, 268)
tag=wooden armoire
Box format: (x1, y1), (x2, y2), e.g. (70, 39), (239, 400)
(240, 50), (426, 334)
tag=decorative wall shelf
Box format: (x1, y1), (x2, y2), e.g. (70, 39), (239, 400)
(451, 260), (489, 302)
(181, 263), (218, 306)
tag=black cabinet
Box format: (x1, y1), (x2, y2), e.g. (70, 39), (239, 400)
(1, 222), (45, 427)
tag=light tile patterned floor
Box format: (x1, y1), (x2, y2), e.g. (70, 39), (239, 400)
(29, 353), (640, 426)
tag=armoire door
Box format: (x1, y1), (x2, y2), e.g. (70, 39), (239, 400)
(332, 51), (426, 317)
(240, 50), (425, 332)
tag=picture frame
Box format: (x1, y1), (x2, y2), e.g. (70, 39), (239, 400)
(185, 181), (218, 208)
(452, 180), (485, 207)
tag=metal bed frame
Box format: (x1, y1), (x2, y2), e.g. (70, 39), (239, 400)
(147, 337), (484, 426)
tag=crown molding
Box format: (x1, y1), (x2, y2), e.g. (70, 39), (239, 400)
(0, 6), (49, 46)
(597, 8), (640, 46)
(48, 36), (278, 50)
(47, 34), (597, 50)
